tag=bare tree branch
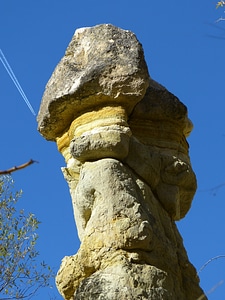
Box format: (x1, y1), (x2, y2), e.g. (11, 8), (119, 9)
(0, 160), (38, 175)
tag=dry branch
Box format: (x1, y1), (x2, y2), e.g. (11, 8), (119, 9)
(0, 159), (38, 175)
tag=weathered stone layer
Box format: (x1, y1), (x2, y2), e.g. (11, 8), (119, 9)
(56, 158), (202, 300)
(37, 24), (206, 300)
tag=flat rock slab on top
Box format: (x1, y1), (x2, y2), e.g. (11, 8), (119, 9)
(37, 24), (150, 141)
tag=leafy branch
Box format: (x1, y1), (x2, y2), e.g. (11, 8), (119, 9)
(0, 175), (54, 299)
(217, 1), (225, 8)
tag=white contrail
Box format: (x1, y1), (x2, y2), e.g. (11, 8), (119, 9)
(0, 49), (36, 116)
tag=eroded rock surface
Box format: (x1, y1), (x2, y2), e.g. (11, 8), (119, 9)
(37, 24), (149, 141)
(37, 24), (206, 300)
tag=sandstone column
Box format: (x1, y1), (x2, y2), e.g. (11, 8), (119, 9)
(37, 24), (206, 300)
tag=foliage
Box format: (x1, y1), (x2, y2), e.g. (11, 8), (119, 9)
(215, 1), (225, 21)
(216, 1), (225, 8)
(0, 175), (54, 299)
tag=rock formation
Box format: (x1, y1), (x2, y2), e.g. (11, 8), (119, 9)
(37, 24), (206, 300)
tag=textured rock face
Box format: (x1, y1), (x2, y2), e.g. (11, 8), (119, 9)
(37, 24), (149, 141)
(37, 24), (206, 300)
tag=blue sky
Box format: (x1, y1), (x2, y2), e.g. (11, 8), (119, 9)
(1, 1), (225, 299)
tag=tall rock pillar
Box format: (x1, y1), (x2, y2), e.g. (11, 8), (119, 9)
(37, 24), (206, 300)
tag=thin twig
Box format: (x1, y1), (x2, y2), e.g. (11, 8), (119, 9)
(216, 17), (225, 23)
(196, 280), (224, 300)
(0, 159), (38, 175)
(199, 182), (225, 195)
(198, 255), (225, 275)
